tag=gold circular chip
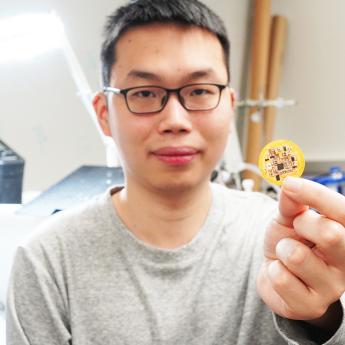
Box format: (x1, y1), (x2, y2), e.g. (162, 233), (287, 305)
(258, 139), (305, 186)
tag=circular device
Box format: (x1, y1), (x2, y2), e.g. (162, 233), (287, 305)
(258, 139), (305, 186)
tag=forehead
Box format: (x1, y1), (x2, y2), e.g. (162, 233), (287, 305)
(111, 23), (227, 86)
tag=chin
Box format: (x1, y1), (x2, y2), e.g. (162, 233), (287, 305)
(147, 171), (211, 195)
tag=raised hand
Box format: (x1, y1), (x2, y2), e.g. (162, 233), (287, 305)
(257, 177), (345, 332)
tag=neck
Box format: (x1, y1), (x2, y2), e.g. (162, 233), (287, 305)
(112, 179), (212, 249)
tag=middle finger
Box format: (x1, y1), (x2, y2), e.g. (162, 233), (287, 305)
(276, 237), (334, 299)
(293, 210), (345, 267)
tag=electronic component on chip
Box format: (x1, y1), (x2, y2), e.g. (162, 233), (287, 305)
(258, 139), (305, 186)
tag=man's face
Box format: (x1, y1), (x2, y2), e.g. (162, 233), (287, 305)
(95, 23), (234, 194)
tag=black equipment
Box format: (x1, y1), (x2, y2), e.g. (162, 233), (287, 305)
(0, 140), (25, 204)
(18, 165), (124, 217)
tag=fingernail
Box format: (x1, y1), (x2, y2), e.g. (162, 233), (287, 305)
(284, 176), (302, 193)
(276, 238), (295, 261)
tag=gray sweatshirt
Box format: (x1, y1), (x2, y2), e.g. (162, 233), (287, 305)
(6, 183), (345, 344)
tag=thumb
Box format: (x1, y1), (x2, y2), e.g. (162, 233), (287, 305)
(278, 177), (308, 227)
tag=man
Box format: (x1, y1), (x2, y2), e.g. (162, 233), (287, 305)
(6, 0), (345, 344)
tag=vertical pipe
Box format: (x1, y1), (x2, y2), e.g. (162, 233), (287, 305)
(243, 0), (272, 190)
(264, 16), (288, 144)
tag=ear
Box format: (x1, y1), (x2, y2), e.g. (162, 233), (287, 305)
(229, 88), (236, 110)
(228, 89), (236, 134)
(93, 92), (112, 137)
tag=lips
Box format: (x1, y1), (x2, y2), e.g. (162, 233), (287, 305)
(152, 147), (199, 156)
(151, 146), (200, 166)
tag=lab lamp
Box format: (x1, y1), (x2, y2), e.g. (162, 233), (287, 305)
(0, 12), (118, 167)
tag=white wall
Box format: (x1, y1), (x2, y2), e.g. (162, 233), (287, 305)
(271, 0), (345, 161)
(2, 0), (344, 192)
(0, 0), (250, 192)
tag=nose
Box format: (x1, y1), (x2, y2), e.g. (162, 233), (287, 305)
(157, 93), (192, 135)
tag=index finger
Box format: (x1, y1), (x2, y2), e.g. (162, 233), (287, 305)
(277, 189), (308, 227)
(282, 177), (345, 226)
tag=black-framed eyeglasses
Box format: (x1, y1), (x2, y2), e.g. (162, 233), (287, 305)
(103, 83), (228, 115)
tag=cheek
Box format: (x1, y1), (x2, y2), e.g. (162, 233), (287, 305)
(108, 111), (152, 156)
(199, 104), (233, 164)
(204, 108), (232, 145)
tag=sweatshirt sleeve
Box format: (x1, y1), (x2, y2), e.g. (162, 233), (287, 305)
(6, 246), (72, 345)
(273, 294), (345, 345)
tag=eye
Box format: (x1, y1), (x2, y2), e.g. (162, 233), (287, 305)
(132, 89), (157, 98)
(189, 88), (213, 96)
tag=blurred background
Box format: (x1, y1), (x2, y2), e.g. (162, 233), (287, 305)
(0, 0), (344, 193)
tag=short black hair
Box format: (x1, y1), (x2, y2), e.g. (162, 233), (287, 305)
(100, 0), (231, 87)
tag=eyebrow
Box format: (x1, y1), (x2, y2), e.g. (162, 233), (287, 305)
(186, 69), (218, 82)
(126, 70), (163, 82)
(125, 68), (219, 84)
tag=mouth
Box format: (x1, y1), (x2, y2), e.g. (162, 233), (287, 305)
(151, 146), (200, 166)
